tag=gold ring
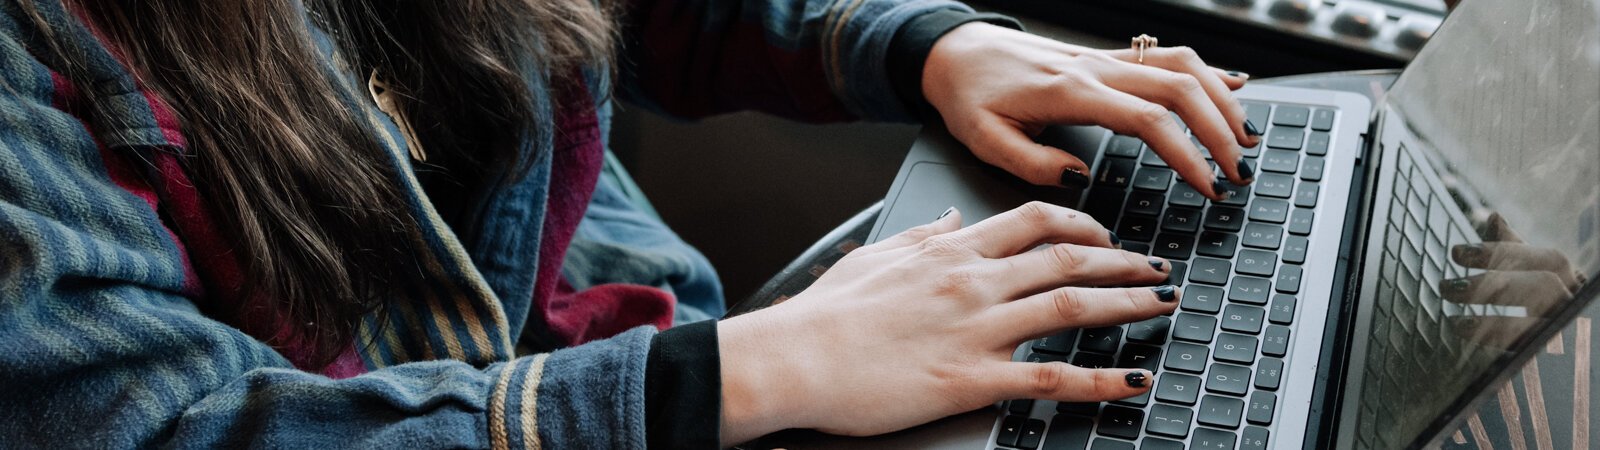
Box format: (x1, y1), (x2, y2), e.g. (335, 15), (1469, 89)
(1131, 34), (1159, 64)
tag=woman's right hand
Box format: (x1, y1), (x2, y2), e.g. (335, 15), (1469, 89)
(717, 202), (1180, 444)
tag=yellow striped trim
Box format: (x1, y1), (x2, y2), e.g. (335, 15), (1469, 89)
(424, 288), (468, 360)
(1521, 360), (1553, 450)
(1575, 317), (1591, 450)
(490, 361), (518, 450)
(520, 354), (550, 450)
(825, 0), (870, 96)
(396, 297), (438, 361)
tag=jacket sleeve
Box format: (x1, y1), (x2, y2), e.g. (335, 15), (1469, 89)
(0, 42), (652, 450)
(616, 0), (982, 123)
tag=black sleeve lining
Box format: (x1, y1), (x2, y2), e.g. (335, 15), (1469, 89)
(645, 319), (721, 449)
(885, 10), (1025, 123)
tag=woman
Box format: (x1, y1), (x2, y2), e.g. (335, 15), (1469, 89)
(0, 0), (1259, 447)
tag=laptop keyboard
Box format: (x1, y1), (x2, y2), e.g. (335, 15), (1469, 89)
(994, 103), (1336, 450)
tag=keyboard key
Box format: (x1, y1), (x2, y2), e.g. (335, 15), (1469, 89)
(1268, 294), (1296, 325)
(1181, 285), (1225, 314)
(1033, 330), (1079, 354)
(1164, 342), (1210, 373)
(1113, 388), (1151, 408)
(1146, 404), (1194, 438)
(1106, 135), (1143, 158)
(1272, 106), (1310, 127)
(1262, 326), (1291, 357)
(1228, 276), (1272, 305)
(1167, 261), (1187, 286)
(1241, 139), (1262, 158)
(1203, 207), (1246, 232)
(1249, 199), (1290, 223)
(1259, 150), (1300, 174)
(1118, 343), (1164, 372)
(1241, 427), (1271, 450)
(1241, 223), (1283, 249)
(1096, 158), (1137, 187)
(1244, 103), (1270, 129)
(1288, 209), (1314, 235)
(1195, 231), (1239, 258)
(1172, 313), (1217, 343)
(1198, 395), (1245, 429)
(1189, 258), (1231, 285)
(1247, 392), (1278, 425)
(1214, 333), (1259, 365)
(1283, 236), (1310, 263)
(1079, 327), (1122, 354)
(1236, 250), (1277, 277)
(1294, 182), (1320, 208)
(1084, 188), (1126, 225)
(1301, 156), (1326, 181)
(998, 415), (1025, 447)
(1093, 438), (1136, 450)
(1216, 184), (1250, 206)
(1192, 427), (1237, 450)
(1073, 352), (1114, 369)
(1096, 405), (1144, 440)
(1045, 415), (1094, 448)
(1221, 305), (1266, 334)
(1141, 147), (1169, 168)
(1310, 109), (1335, 131)
(1255, 173), (1295, 198)
(1134, 167), (1174, 191)
(1169, 183), (1206, 208)
(1008, 399), (1035, 415)
(1018, 418), (1047, 449)
(1155, 372), (1202, 405)
(1118, 215), (1158, 242)
(1306, 131), (1331, 156)
(1124, 191), (1164, 216)
(1266, 127), (1304, 150)
(1162, 208), (1202, 233)
(1058, 400), (1100, 416)
(1025, 352), (1068, 364)
(1122, 241), (1151, 256)
(1205, 363), (1253, 396)
(1152, 234), (1196, 260)
(1276, 265), (1303, 293)
(1255, 358), (1284, 391)
(1126, 318), (1171, 344)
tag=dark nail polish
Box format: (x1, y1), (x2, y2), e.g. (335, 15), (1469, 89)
(1227, 70), (1250, 80)
(1125, 371), (1148, 388)
(1148, 258), (1166, 272)
(1060, 168), (1091, 190)
(937, 206), (956, 220)
(1244, 120), (1263, 136)
(1109, 231), (1122, 249)
(1443, 278), (1472, 295)
(1453, 244), (1484, 263)
(1152, 285), (1177, 302)
(1236, 159), (1255, 182)
(1211, 179), (1233, 200)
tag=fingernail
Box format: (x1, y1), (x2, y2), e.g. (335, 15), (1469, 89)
(1125, 371), (1149, 388)
(1152, 285), (1177, 302)
(937, 206), (956, 220)
(1148, 257), (1167, 273)
(1442, 278), (1472, 295)
(1244, 120), (1263, 136)
(1060, 168), (1091, 190)
(1211, 179), (1233, 201)
(1227, 70), (1250, 80)
(1109, 231), (1122, 249)
(1236, 159), (1255, 183)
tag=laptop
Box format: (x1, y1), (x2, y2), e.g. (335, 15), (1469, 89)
(799, 0), (1599, 448)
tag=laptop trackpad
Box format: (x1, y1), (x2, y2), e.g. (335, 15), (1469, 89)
(874, 162), (1035, 242)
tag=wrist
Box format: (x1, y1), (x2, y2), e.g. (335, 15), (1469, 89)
(717, 311), (819, 445)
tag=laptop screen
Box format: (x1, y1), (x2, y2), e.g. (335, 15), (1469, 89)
(1343, 0), (1600, 447)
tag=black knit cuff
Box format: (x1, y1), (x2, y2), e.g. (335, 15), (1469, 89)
(645, 320), (722, 449)
(886, 10), (1024, 123)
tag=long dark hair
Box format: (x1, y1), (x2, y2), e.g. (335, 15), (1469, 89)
(23, 0), (615, 367)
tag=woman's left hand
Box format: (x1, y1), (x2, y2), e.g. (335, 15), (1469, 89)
(922, 23), (1260, 200)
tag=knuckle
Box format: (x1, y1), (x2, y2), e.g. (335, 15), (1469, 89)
(1167, 74), (1203, 97)
(933, 267), (983, 297)
(1135, 104), (1173, 130)
(918, 235), (969, 258)
(1047, 244), (1084, 276)
(1029, 364), (1067, 397)
(1051, 288), (1087, 323)
(1171, 46), (1201, 62)
(1092, 370), (1121, 398)
(1017, 201), (1060, 227)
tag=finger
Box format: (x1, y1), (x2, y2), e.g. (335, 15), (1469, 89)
(956, 115), (1094, 189)
(990, 244), (1170, 297)
(856, 207), (964, 255)
(1107, 47), (1260, 149)
(1439, 271), (1572, 315)
(1076, 84), (1226, 200)
(994, 362), (1153, 403)
(943, 201), (1117, 258)
(1483, 212), (1526, 243)
(991, 285), (1180, 338)
(1450, 242), (1573, 276)
(1094, 51), (1252, 184)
